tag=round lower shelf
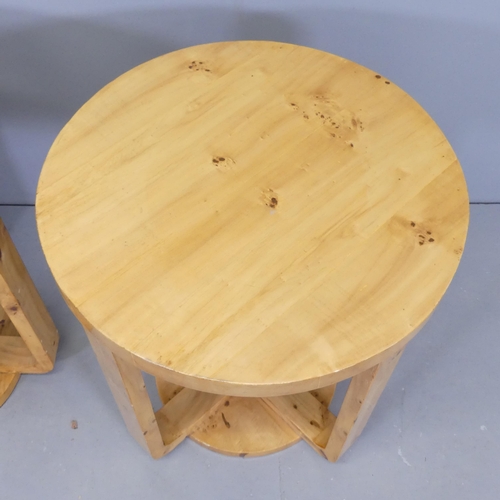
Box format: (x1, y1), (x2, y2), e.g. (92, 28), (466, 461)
(157, 379), (300, 457)
(0, 372), (20, 407)
(190, 396), (300, 457)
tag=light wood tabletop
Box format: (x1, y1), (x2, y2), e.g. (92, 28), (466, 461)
(36, 41), (468, 460)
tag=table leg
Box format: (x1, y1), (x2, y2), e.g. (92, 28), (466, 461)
(85, 329), (223, 458)
(264, 349), (404, 461)
(323, 349), (404, 461)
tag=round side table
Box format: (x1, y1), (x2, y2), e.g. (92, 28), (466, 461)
(36, 41), (469, 461)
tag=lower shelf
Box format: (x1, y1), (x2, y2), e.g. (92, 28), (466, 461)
(190, 396), (300, 457)
(156, 379), (336, 457)
(0, 372), (20, 407)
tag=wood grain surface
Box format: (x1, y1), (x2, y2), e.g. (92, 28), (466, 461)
(0, 218), (59, 405)
(1, 219), (59, 374)
(36, 41), (469, 396)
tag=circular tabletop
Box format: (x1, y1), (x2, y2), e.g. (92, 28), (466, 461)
(36, 41), (469, 396)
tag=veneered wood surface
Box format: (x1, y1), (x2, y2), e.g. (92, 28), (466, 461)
(36, 41), (469, 396)
(188, 396), (301, 457)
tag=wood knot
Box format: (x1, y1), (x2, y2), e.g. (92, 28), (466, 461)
(221, 412), (231, 428)
(188, 61), (211, 72)
(263, 188), (278, 209)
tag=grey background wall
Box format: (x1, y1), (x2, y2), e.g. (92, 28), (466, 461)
(1, 0), (499, 205)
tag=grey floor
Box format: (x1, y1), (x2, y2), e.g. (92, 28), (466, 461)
(0, 205), (498, 500)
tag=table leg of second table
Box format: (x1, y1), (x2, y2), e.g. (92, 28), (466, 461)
(84, 327), (403, 462)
